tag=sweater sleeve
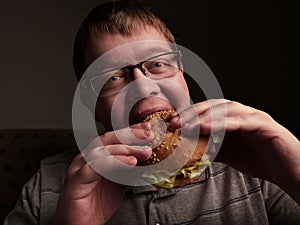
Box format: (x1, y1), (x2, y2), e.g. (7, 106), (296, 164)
(261, 179), (300, 224)
(3, 170), (41, 225)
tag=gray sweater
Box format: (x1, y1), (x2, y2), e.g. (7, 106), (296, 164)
(4, 150), (300, 225)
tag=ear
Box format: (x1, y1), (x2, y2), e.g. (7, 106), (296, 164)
(179, 63), (184, 73)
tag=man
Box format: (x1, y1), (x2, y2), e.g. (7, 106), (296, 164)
(4, 0), (300, 224)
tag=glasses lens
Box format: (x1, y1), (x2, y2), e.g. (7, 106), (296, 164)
(89, 51), (181, 97)
(91, 69), (130, 97)
(144, 52), (180, 79)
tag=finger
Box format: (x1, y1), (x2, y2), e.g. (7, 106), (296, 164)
(173, 100), (256, 133)
(184, 115), (250, 136)
(87, 122), (154, 149)
(63, 152), (101, 185)
(169, 99), (230, 128)
(68, 150), (142, 185)
(67, 153), (87, 175)
(87, 154), (137, 176)
(81, 151), (147, 179)
(83, 145), (152, 163)
(195, 110), (272, 136)
(200, 100), (258, 124)
(196, 101), (266, 134)
(72, 153), (141, 185)
(181, 102), (228, 133)
(104, 122), (154, 145)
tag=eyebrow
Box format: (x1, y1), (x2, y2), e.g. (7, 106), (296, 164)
(104, 46), (173, 68)
(141, 46), (173, 57)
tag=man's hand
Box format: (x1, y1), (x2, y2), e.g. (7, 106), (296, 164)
(169, 99), (300, 204)
(53, 122), (153, 225)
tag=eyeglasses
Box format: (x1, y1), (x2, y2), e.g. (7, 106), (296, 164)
(82, 51), (182, 97)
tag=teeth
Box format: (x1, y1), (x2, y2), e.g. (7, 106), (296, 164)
(144, 109), (175, 122)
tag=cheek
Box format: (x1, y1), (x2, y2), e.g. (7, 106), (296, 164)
(95, 97), (113, 128)
(157, 73), (190, 109)
(95, 95), (129, 130)
(175, 74), (189, 93)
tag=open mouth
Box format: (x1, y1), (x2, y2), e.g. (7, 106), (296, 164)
(128, 98), (175, 125)
(130, 107), (174, 125)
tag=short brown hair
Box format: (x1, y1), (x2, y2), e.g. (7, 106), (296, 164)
(72, 0), (176, 80)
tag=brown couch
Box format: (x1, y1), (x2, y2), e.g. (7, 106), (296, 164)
(0, 129), (78, 224)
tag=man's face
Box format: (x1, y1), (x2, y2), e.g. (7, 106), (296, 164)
(85, 27), (190, 131)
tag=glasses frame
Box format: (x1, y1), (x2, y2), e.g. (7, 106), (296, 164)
(81, 50), (182, 97)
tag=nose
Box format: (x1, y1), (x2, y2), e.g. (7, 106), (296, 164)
(127, 68), (160, 102)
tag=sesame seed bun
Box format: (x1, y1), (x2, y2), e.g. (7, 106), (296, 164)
(139, 110), (209, 188)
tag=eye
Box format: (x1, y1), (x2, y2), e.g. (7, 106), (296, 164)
(102, 70), (130, 90)
(106, 70), (128, 83)
(108, 75), (121, 82)
(153, 61), (165, 68)
(146, 59), (170, 74)
(90, 69), (130, 96)
(147, 60), (168, 71)
(149, 60), (166, 69)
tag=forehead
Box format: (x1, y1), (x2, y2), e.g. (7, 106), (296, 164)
(84, 28), (176, 77)
(86, 42), (176, 79)
(85, 27), (171, 67)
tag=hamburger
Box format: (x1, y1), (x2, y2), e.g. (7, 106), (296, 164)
(140, 110), (210, 188)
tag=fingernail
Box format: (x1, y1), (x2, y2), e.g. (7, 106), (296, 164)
(170, 111), (178, 117)
(170, 116), (180, 124)
(142, 146), (152, 151)
(144, 130), (151, 137)
(141, 122), (151, 130)
(172, 115), (179, 121)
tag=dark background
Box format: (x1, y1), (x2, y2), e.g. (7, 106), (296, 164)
(0, 0), (298, 137)
(144, 0), (299, 138)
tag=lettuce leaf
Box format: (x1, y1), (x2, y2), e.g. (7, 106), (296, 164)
(142, 160), (210, 188)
